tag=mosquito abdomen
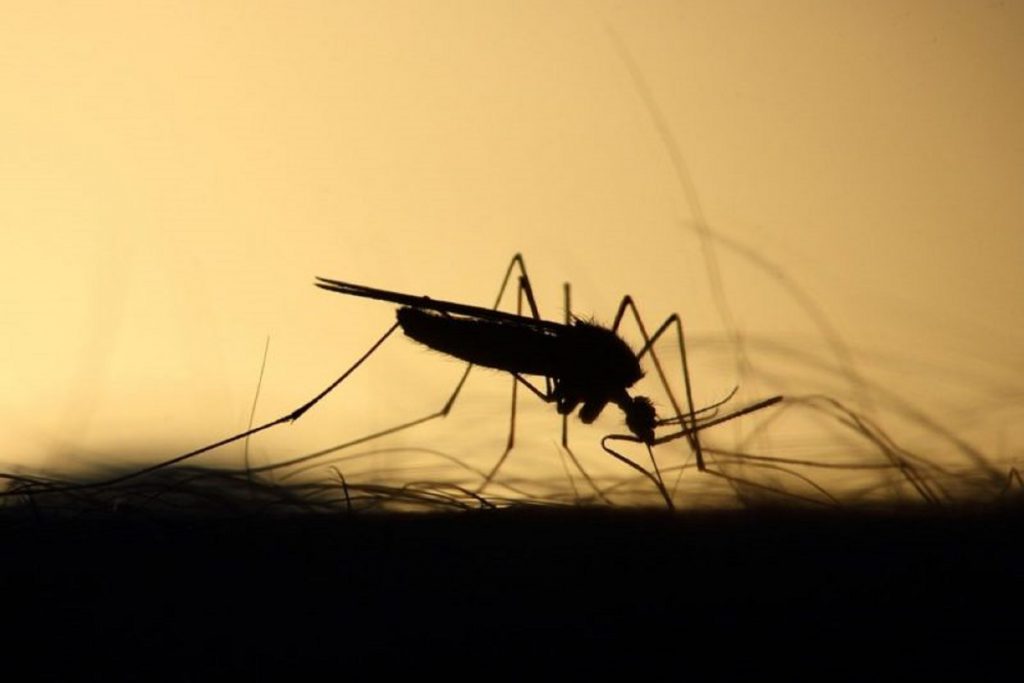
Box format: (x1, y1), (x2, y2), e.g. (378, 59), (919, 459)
(397, 307), (644, 394)
(397, 307), (563, 376)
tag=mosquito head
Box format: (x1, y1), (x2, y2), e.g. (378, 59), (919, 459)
(619, 394), (657, 444)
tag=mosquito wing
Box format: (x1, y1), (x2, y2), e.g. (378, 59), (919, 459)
(314, 277), (565, 332)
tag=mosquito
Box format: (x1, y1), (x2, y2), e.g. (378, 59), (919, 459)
(300, 253), (780, 507)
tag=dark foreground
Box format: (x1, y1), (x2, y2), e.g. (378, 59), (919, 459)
(3, 503), (1021, 679)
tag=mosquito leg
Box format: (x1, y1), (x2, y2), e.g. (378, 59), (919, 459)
(474, 373), (606, 504)
(560, 280), (608, 503)
(475, 272), (532, 496)
(477, 269), (605, 502)
(476, 375), (519, 496)
(4, 322), (404, 499)
(476, 267), (539, 495)
(612, 297), (704, 471)
(154, 321), (402, 473)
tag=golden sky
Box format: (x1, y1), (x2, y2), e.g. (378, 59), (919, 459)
(2, 1), (1021, 504)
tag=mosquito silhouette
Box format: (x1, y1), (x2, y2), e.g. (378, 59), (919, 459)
(299, 254), (780, 507)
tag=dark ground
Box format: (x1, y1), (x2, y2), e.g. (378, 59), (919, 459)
(3, 503), (1021, 679)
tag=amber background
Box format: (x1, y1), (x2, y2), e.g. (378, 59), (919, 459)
(2, 1), (1021, 501)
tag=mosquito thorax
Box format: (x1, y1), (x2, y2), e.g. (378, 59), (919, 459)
(568, 320), (645, 389)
